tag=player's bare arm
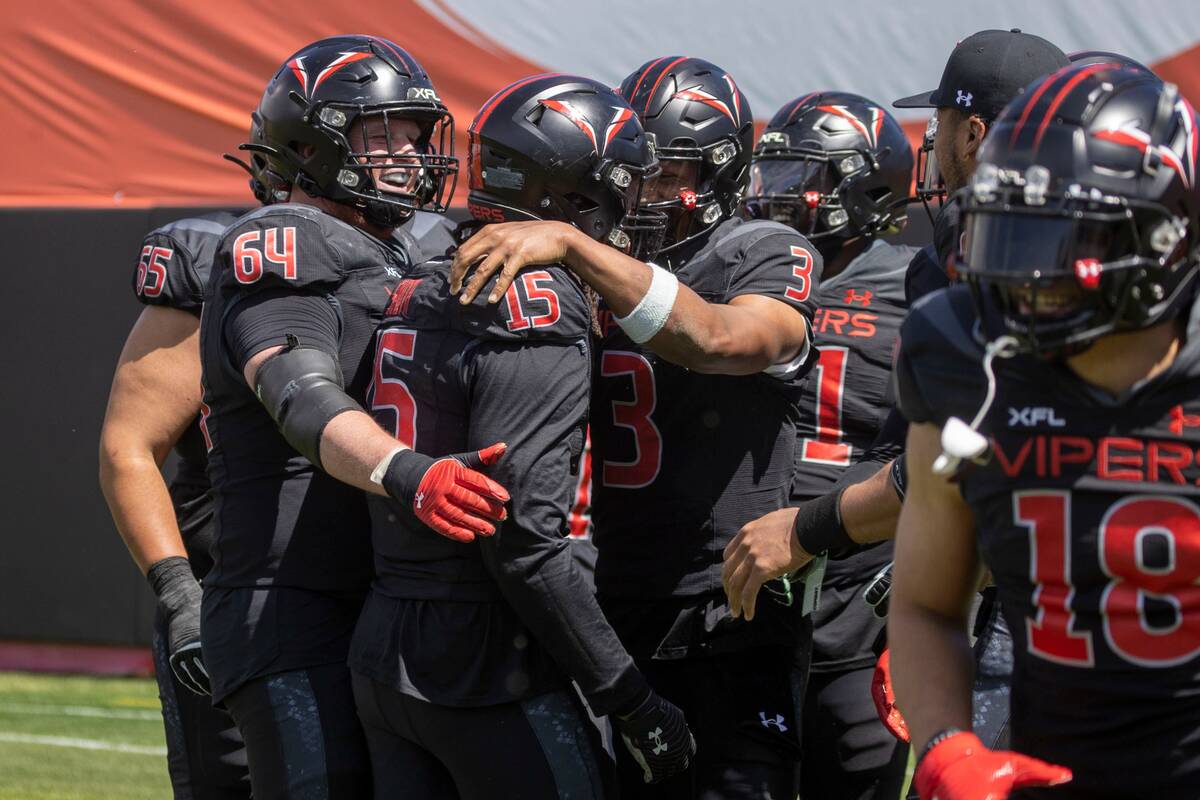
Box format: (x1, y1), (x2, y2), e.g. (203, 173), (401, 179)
(100, 305), (203, 572)
(887, 422), (980, 751)
(450, 220), (809, 374)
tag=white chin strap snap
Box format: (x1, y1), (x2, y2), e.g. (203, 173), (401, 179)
(931, 335), (1019, 476)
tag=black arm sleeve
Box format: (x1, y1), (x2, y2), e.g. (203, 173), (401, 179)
(466, 339), (648, 717)
(223, 288), (341, 371)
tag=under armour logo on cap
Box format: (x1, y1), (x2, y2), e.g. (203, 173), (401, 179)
(649, 727), (668, 755)
(956, 90), (973, 107)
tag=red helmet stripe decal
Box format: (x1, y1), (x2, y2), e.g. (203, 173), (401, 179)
(602, 106), (635, 156)
(786, 92), (819, 123)
(540, 98), (599, 153)
(625, 56), (669, 104)
(675, 87), (737, 124)
(818, 104), (881, 148)
(644, 56), (689, 114)
(287, 58), (309, 96)
(1008, 72), (1062, 148)
(472, 73), (562, 134)
(374, 38), (419, 75)
(311, 51), (374, 95)
(1032, 64), (1110, 153)
(722, 74), (742, 125)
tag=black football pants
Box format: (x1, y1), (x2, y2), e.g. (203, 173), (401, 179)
(223, 663), (371, 800)
(352, 673), (610, 799)
(153, 612), (251, 800)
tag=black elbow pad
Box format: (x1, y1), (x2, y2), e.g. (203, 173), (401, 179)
(254, 345), (361, 468)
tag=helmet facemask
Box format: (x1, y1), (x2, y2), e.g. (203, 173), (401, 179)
(639, 136), (743, 252)
(959, 167), (1196, 357)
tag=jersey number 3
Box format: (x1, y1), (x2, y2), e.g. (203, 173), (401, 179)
(600, 351), (662, 489)
(1018, 490), (1200, 668)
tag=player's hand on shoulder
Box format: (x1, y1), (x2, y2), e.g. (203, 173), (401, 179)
(379, 443), (511, 543)
(450, 221), (578, 304)
(915, 731), (1072, 800)
(722, 506), (815, 621)
(613, 689), (696, 784)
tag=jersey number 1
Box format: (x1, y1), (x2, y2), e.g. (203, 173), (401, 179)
(800, 346), (850, 466)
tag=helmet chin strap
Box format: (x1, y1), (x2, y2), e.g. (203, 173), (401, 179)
(932, 335), (1020, 476)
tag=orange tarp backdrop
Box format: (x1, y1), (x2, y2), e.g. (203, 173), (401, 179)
(2, 3), (1199, 208)
(0, 1), (545, 207)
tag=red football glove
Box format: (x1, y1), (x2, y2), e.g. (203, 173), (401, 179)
(915, 731), (1072, 800)
(871, 648), (909, 743)
(382, 443), (510, 543)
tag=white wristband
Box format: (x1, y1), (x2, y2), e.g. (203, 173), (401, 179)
(369, 446), (407, 486)
(615, 263), (679, 344)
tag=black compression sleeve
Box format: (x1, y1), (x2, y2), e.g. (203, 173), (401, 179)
(466, 340), (649, 717)
(224, 288), (340, 371)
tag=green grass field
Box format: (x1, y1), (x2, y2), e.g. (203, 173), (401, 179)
(0, 671), (171, 800)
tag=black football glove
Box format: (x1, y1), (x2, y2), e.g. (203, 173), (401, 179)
(863, 561), (893, 619)
(146, 556), (210, 696)
(613, 690), (696, 784)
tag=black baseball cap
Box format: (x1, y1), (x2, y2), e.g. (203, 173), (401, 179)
(894, 29), (1068, 120)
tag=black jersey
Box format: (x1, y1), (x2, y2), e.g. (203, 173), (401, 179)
(351, 260), (645, 715)
(904, 198), (959, 306)
(590, 217), (821, 656)
(200, 203), (409, 593)
(131, 212), (236, 578)
(790, 240), (914, 670)
(898, 286), (1200, 798)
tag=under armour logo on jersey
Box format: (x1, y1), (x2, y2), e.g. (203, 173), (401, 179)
(759, 712), (788, 732)
(956, 90), (973, 107)
(648, 727), (668, 755)
(1008, 407), (1066, 428)
(844, 288), (872, 306)
(414, 491), (425, 509)
(1170, 405), (1200, 435)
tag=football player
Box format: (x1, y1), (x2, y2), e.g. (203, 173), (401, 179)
(349, 73), (694, 799)
(450, 57), (820, 799)
(740, 91), (916, 799)
(197, 36), (507, 799)
(892, 64), (1200, 799)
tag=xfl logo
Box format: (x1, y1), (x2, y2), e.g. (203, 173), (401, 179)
(407, 87), (439, 102)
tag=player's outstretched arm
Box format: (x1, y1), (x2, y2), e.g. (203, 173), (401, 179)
(99, 305), (202, 573)
(888, 422), (980, 750)
(450, 221), (809, 375)
(99, 305), (211, 695)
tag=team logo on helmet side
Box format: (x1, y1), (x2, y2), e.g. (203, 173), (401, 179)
(602, 107), (636, 155)
(287, 57), (310, 96)
(289, 50), (374, 99)
(818, 104), (884, 148)
(540, 98), (598, 153)
(672, 81), (740, 125)
(1092, 97), (1198, 188)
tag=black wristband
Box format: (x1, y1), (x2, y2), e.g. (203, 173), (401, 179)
(919, 727), (966, 763)
(146, 556), (200, 615)
(381, 449), (435, 507)
(793, 488), (854, 556)
(890, 454), (908, 500)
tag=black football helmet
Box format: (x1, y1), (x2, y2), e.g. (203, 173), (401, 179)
(618, 57), (753, 252)
(1068, 50), (1151, 72)
(743, 92), (913, 251)
(958, 63), (1200, 356)
(233, 35), (457, 228)
(467, 74), (666, 258)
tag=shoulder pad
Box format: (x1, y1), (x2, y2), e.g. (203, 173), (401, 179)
(896, 285), (987, 426)
(216, 204), (405, 292)
(395, 211), (458, 262)
(384, 259), (590, 342)
(132, 212), (237, 310)
(700, 219), (823, 311)
(904, 245), (950, 305)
